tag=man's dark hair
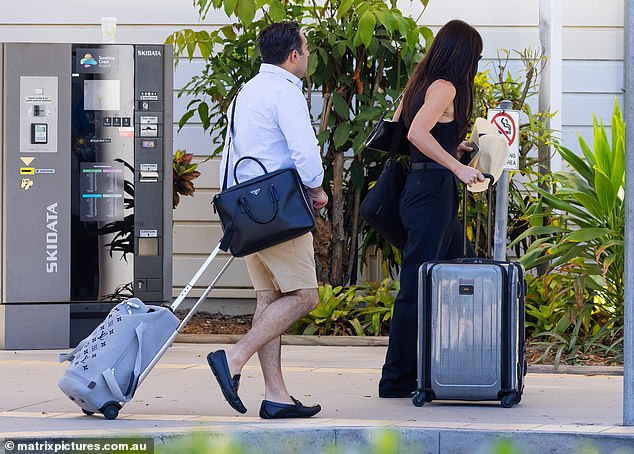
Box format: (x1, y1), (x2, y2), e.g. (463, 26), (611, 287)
(258, 21), (303, 65)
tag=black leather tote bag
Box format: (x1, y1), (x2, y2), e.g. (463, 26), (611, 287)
(364, 118), (409, 156)
(213, 156), (315, 257)
(212, 91), (315, 257)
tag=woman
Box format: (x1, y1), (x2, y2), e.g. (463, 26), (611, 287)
(378, 19), (485, 398)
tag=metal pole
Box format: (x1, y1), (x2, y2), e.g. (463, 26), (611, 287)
(493, 100), (513, 261)
(624, 0), (634, 426)
(493, 171), (509, 261)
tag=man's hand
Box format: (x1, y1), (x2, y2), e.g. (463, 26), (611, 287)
(308, 187), (328, 209)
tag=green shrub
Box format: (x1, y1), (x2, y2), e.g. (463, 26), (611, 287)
(512, 100), (625, 365)
(353, 279), (398, 336)
(289, 279), (397, 336)
(292, 284), (362, 336)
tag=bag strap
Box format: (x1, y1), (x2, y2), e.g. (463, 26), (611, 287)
(219, 202), (241, 252)
(102, 368), (126, 402)
(101, 322), (146, 403)
(222, 87), (243, 191)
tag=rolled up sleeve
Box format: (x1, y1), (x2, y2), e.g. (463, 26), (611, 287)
(275, 89), (324, 188)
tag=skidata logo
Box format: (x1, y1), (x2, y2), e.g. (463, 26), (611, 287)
(80, 53), (97, 68)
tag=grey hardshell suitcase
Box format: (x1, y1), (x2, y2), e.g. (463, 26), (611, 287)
(58, 244), (233, 420)
(412, 176), (526, 408)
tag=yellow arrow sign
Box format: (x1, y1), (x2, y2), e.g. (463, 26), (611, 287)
(20, 157), (34, 166)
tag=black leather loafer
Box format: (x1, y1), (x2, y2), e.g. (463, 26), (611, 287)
(207, 350), (247, 414)
(259, 396), (321, 419)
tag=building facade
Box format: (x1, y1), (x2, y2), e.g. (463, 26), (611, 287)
(0, 0), (624, 300)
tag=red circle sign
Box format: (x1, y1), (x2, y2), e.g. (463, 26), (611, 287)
(491, 112), (516, 146)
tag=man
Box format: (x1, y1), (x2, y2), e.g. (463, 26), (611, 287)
(207, 21), (328, 419)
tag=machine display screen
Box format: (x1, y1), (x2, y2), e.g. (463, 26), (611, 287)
(83, 80), (120, 111)
(79, 162), (124, 222)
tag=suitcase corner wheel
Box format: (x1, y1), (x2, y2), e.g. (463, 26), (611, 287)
(500, 393), (517, 408)
(412, 390), (427, 407)
(81, 409), (95, 416)
(99, 402), (122, 420)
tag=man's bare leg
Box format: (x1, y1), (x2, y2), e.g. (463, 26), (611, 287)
(248, 290), (292, 403)
(224, 288), (318, 401)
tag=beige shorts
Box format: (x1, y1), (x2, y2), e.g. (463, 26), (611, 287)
(244, 232), (318, 293)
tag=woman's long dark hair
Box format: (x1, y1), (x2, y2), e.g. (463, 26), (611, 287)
(401, 20), (483, 138)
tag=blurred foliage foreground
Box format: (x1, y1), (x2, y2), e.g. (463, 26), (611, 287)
(156, 430), (623, 454)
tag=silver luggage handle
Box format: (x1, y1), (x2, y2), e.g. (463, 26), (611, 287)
(137, 242), (234, 386)
(462, 173), (494, 258)
(171, 243), (233, 311)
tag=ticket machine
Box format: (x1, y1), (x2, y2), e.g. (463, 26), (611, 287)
(0, 43), (173, 349)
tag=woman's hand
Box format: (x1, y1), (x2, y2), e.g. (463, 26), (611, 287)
(457, 141), (474, 159)
(453, 164), (485, 187)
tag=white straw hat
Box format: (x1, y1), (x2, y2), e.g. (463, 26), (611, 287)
(467, 118), (510, 193)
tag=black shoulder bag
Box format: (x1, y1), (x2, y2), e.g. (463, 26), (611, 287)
(359, 96), (409, 251)
(212, 91), (316, 257)
(363, 92), (409, 156)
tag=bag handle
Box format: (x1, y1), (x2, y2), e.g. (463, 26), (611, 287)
(238, 185), (279, 224)
(462, 174), (494, 258)
(58, 340), (87, 363)
(233, 156), (268, 185)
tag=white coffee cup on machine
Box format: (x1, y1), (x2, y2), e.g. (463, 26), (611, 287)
(101, 17), (117, 43)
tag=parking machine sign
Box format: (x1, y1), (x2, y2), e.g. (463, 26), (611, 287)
(487, 109), (520, 170)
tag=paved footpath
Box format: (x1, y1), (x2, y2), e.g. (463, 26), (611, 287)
(1, 343), (633, 453)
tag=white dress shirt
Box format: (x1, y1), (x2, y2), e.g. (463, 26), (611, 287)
(219, 63), (324, 189)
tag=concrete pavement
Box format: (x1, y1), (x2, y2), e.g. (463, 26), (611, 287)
(1, 341), (633, 453)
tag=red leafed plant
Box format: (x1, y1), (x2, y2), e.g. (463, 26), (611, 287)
(173, 149), (201, 208)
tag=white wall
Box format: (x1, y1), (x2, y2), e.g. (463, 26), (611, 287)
(0, 0), (624, 297)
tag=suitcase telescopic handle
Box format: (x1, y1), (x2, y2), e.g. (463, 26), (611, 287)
(462, 173), (494, 259)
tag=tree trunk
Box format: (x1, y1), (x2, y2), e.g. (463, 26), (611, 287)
(330, 149), (345, 285)
(312, 92), (333, 284)
(314, 216), (333, 284)
(346, 185), (361, 284)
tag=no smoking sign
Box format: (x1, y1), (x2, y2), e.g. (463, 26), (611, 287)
(487, 108), (520, 170)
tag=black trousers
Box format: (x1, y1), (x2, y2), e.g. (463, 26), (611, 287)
(378, 169), (475, 398)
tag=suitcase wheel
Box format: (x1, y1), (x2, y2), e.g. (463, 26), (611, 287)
(412, 391), (426, 407)
(81, 409), (95, 416)
(102, 403), (120, 420)
(500, 394), (515, 408)
(513, 391), (522, 405)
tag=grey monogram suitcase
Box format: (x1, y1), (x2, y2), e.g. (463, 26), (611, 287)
(412, 177), (526, 408)
(58, 244), (233, 419)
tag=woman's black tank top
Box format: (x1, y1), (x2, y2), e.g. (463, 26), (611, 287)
(406, 86), (462, 164)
